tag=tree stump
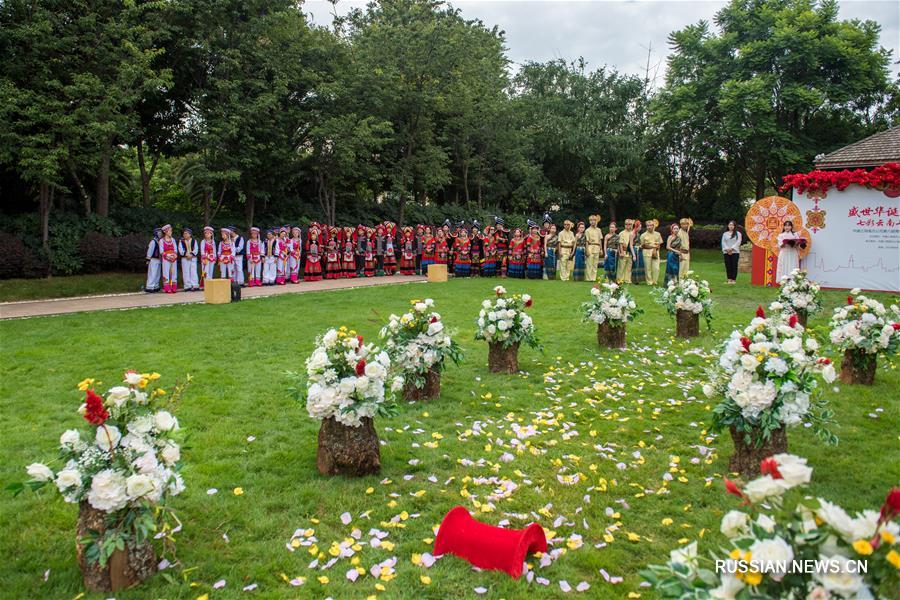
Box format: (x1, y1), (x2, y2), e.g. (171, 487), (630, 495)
(403, 367), (441, 401)
(76, 502), (157, 592)
(839, 349), (876, 385)
(795, 310), (808, 328)
(597, 322), (626, 349)
(317, 416), (381, 476)
(728, 426), (788, 478)
(675, 310), (700, 338)
(488, 342), (520, 374)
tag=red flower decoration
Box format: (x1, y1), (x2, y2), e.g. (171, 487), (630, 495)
(847, 296), (854, 305)
(780, 163), (900, 196)
(756, 305), (766, 318)
(525, 299), (533, 308)
(84, 390), (109, 425)
(788, 314), (798, 328)
(760, 457), (783, 479)
(892, 323), (900, 331)
(740, 337), (751, 352)
(880, 487), (900, 522)
(357, 335), (364, 349)
(355, 359), (367, 376)
(430, 316), (440, 323)
(817, 357), (832, 365)
(724, 477), (744, 499)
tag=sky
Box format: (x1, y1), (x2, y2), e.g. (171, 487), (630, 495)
(303, 0), (900, 85)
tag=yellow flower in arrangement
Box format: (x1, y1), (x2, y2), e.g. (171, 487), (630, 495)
(743, 570), (762, 586)
(852, 539), (874, 555)
(77, 378), (95, 391)
(881, 530), (896, 545)
(887, 550), (900, 569)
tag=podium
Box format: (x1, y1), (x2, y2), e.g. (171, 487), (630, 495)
(203, 279), (232, 304)
(427, 264), (448, 282)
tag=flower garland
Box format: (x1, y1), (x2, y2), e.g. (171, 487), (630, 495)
(773, 269), (823, 317)
(828, 289), (900, 357)
(653, 271), (714, 329)
(643, 455), (900, 599)
(779, 163), (900, 197)
(706, 307), (837, 446)
(296, 326), (400, 427)
(18, 371), (188, 567)
(474, 286), (539, 349)
(581, 282), (642, 326)
(379, 298), (463, 390)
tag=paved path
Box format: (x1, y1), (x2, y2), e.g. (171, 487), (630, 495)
(0, 276), (428, 320)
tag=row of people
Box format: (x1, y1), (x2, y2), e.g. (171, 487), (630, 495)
(144, 217), (697, 292)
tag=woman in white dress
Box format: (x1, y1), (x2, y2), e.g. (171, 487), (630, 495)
(775, 220), (804, 282)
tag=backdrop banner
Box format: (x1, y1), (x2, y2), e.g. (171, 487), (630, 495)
(792, 185), (899, 292)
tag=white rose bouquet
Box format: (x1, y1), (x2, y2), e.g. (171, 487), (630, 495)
(474, 286), (539, 349)
(653, 270), (714, 329)
(775, 269), (822, 318)
(581, 282), (643, 326)
(642, 455), (900, 599)
(295, 326), (399, 427)
(828, 289), (899, 357)
(707, 307), (837, 447)
(379, 298), (463, 390)
(16, 371), (188, 567)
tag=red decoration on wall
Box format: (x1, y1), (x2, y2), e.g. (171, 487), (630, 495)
(779, 163), (900, 198)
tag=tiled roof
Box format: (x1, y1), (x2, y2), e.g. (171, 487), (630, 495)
(814, 126), (900, 169)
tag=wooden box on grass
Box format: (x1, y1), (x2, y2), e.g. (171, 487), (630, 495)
(427, 264), (448, 282)
(203, 279), (231, 304)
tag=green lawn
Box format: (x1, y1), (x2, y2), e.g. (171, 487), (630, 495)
(0, 272), (145, 302)
(1, 250), (897, 599)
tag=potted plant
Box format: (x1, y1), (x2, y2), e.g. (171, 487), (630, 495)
(291, 327), (400, 476)
(773, 269), (822, 327)
(705, 307), (837, 477)
(379, 298), (463, 401)
(15, 371), (187, 593)
(642, 455), (899, 599)
(828, 289), (899, 385)
(654, 271), (713, 338)
(475, 286), (539, 373)
(580, 282), (642, 348)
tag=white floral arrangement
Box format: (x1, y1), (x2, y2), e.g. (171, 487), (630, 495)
(17, 371), (188, 566)
(581, 281), (643, 326)
(774, 269), (822, 317)
(297, 326), (400, 427)
(654, 270), (714, 328)
(642, 454), (900, 599)
(474, 286), (539, 349)
(379, 298), (463, 390)
(706, 307), (837, 446)
(828, 288), (900, 357)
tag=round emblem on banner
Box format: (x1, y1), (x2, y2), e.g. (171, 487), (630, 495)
(745, 196), (803, 253)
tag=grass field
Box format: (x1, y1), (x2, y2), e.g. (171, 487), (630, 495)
(1, 250), (897, 599)
(0, 272), (145, 302)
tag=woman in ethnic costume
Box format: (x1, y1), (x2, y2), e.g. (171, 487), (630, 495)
(481, 228), (497, 277)
(664, 223), (683, 285)
(421, 227), (436, 271)
(399, 227), (416, 275)
(603, 222), (619, 282)
(324, 238), (342, 279)
(304, 224), (323, 282)
(544, 223), (558, 280)
(435, 230), (449, 265)
(572, 221), (586, 281)
(630, 220), (645, 284)
(507, 228), (527, 279)
(453, 228), (472, 277)
(525, 222), (544, 279)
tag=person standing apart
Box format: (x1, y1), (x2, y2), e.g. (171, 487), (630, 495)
(584, 215), (603, 282)
(639, 219), (663, 285)
(775, 220), (804, 282)
(557, 220), (575, 281)
(603, 222), (619, 282)
(664, 223), (683, 285)
(677, 218), (692, 274)
(144, 227), (163, 293)
(179, 227), (199, 291)
(721, 221), (742, 284)
(199, 226), (217, 288)
(616, 219), (635, 283)
(159, 224), (179, 293)
(544, 223), (559, 280)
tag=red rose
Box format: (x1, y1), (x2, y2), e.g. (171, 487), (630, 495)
(892, 323), (900, 331)
(430, 316), (439, 323)
(355, 359), (366, 376)
(880, 487), (900, 521)
(759, 457), (782, 479)
(817, 357), (831, 365)
(740, 337), (751, 352)
(756, 305), (766, 318)
(788, 314), (798, 328)
(84, 390), (109, 425)
(847, 296), (854, 305)
(525, 299), (533, 308)
(357, 335), (364, 349)
(724, 477), (744, 499)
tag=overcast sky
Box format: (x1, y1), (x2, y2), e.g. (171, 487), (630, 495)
(304, 0), (899, 85)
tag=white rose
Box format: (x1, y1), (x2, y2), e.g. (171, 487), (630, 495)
(816, 500), (856, 541)
(106, 386), (131, 407)
(415, 302), (427, 313)
(497, 320), (509, 331)
(167, 472), (185, 496)
(813, 554), (867, 597)
(160, 442), (181, 466)
(60, 429), (80, 448)
(364, 362), (385, 380)
(821, 363), (836, 383)
(482, 300), (491, 308)
(26, 463), (54, 482)
(743, 475), (788, 503)
(124, 371), (143, 385)
(323, 329), (338, 347)
(709, 570), (745, 599)
(773, 454), (812, 487)
(55, 468), (82, 491)
(128, 415), (154, 435)
(154, 411), (179, 432)
(749, 536), (793, 580)
(132, 450), (159, 474)
(756, 513), (776, 533)
(95, 425), (122, 450)
(125, 473), (157, 499)
(354, 376), (370, 392)
(720, 510), (749, 538)
(87, 469), (129, 512)
(590, 287), (600, 296)
(669, 541), (698, 569)
(805, 338), (819, 351)
(427, 321), (444, 336)
(781, 337), (802, 353)
(740, 354), (758, 370)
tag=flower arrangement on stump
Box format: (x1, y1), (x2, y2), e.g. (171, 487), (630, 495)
(774, 268), (822, 327)
(379, 298), (463, 401)
(16, 371), (188, 593)
(475, 286), (539, 373)
(654, 271), (713, 338)
(642, 455), (900, 599)
(828, 289), (899, 385)
(705, 307), (837, 477)
(290, 327), (400, 477)
(581, 282), (642, 349)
